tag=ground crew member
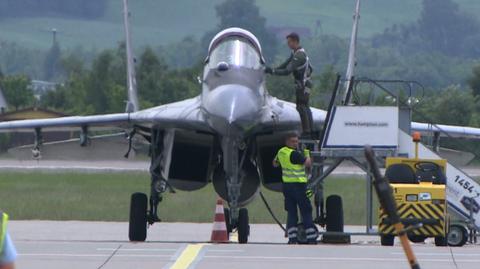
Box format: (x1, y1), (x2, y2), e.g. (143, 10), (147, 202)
(266, 32), (314, 138)
(273, 132), (318, 244)
(0, 211), (16, 269)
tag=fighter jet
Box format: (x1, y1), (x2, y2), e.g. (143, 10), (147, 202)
(0, 1), (328, 243)
(1, 0), (479, 244)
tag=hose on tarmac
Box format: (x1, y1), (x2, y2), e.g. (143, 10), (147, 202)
(259, 191), (286, 233)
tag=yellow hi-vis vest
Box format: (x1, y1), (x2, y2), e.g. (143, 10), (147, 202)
(276, 146), (307, 183)
(0, 212), (7, 253)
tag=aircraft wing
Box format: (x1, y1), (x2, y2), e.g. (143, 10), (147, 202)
(411, 122), (480, 139)
(0, 97), (210, 133)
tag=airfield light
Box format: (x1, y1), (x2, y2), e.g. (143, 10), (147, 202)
(412, 132), (421, 159)
(412, 132), (421, 142)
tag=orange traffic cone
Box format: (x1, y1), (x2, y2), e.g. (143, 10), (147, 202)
(210, 198), (229, 243)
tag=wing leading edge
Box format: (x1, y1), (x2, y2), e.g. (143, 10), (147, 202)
(0, 97), (210, 133)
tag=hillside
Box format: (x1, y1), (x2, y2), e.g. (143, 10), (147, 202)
(1, 0), (480, 50)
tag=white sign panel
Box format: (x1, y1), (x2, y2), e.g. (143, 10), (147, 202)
(323, 106), (399, 148)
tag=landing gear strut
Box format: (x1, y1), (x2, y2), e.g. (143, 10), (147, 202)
(222, 136), (250, 243)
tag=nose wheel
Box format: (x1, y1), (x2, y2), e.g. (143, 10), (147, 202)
(237, 208), (250, 244)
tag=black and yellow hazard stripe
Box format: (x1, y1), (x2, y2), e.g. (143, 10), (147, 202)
(379, 203), (445, 236)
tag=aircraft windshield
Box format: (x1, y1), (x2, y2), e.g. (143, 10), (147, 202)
(209, 37), (262, 69)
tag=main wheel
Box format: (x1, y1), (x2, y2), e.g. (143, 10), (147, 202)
(326, 195), (344, 232)
(129, 192), (148, 241)
(238, 208), (250, 244)
(435, 236), (447, 247)
(380, 234), (394, 246)
(224, 208), (232, 234)
(448, 224), (468, 247)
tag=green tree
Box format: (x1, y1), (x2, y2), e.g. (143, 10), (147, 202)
(418, 0), (479, 57)
(414, 85), (476, 126)
(0, 75), (34, 110)
(138, 47), (167, 107)
(468, 65), (480, 97)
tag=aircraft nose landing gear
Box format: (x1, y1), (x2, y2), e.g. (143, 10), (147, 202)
(237, 208), (250, 243)
(224, 207), (250, 243)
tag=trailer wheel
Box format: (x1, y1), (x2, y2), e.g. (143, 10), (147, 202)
(434, 236), (447, 247)
(448, 224), (468, 247)
(381, 235), (394, 246)
(129, 192), (148, 242)
(326, 195), (344, 232)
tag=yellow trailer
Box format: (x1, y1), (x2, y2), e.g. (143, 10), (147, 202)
(379, 156), (448, 246)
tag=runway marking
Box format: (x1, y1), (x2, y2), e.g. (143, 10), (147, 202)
(169, 244), (205, 269)
(202, 255), (480, 263)
(97, 248), (177, 252)
(19, 253), (172, 258)
(230, 231), (238, 242)
(391, 252), (480, 257)
(207, 249), (244, 253)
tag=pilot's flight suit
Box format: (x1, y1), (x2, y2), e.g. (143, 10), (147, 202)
(269, 47), (314, 137)
(275, 146), (318, 244)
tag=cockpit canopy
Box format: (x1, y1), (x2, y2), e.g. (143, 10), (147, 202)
(208, 37), (262, 69)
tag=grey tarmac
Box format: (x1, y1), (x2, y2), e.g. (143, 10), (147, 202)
(8, 221), (480, 269)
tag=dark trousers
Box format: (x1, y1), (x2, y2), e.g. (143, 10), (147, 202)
(295, 86), (314, 135)
(282, 182), (317, 241)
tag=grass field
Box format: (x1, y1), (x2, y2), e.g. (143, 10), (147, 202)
(3, 0), (480, 50)
(0, 171), (376, 225)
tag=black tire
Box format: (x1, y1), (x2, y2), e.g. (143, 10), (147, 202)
(435, 236), (448, 247)
(326, 195), (344, 232)
(408, 234), (426, 243)
(448, 224), (468, 247)
(224, 208), (232, 234)
(129, 192), (148, 242)
(238, 208), (250, 244)
(381, 235), (394, 246)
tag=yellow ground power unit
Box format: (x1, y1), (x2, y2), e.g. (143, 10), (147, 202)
(378, 155), (448, 247)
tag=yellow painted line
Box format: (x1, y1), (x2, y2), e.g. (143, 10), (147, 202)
(170, 244), (205, 269)
(230, 231), (238, 242)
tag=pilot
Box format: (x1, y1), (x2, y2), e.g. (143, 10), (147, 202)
(265, 32), (314, 138)
(273, 132), (318, 244)
(0, 211), (16, 269)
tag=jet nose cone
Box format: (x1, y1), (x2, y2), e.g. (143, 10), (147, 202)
(204, 84), (262, 132)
